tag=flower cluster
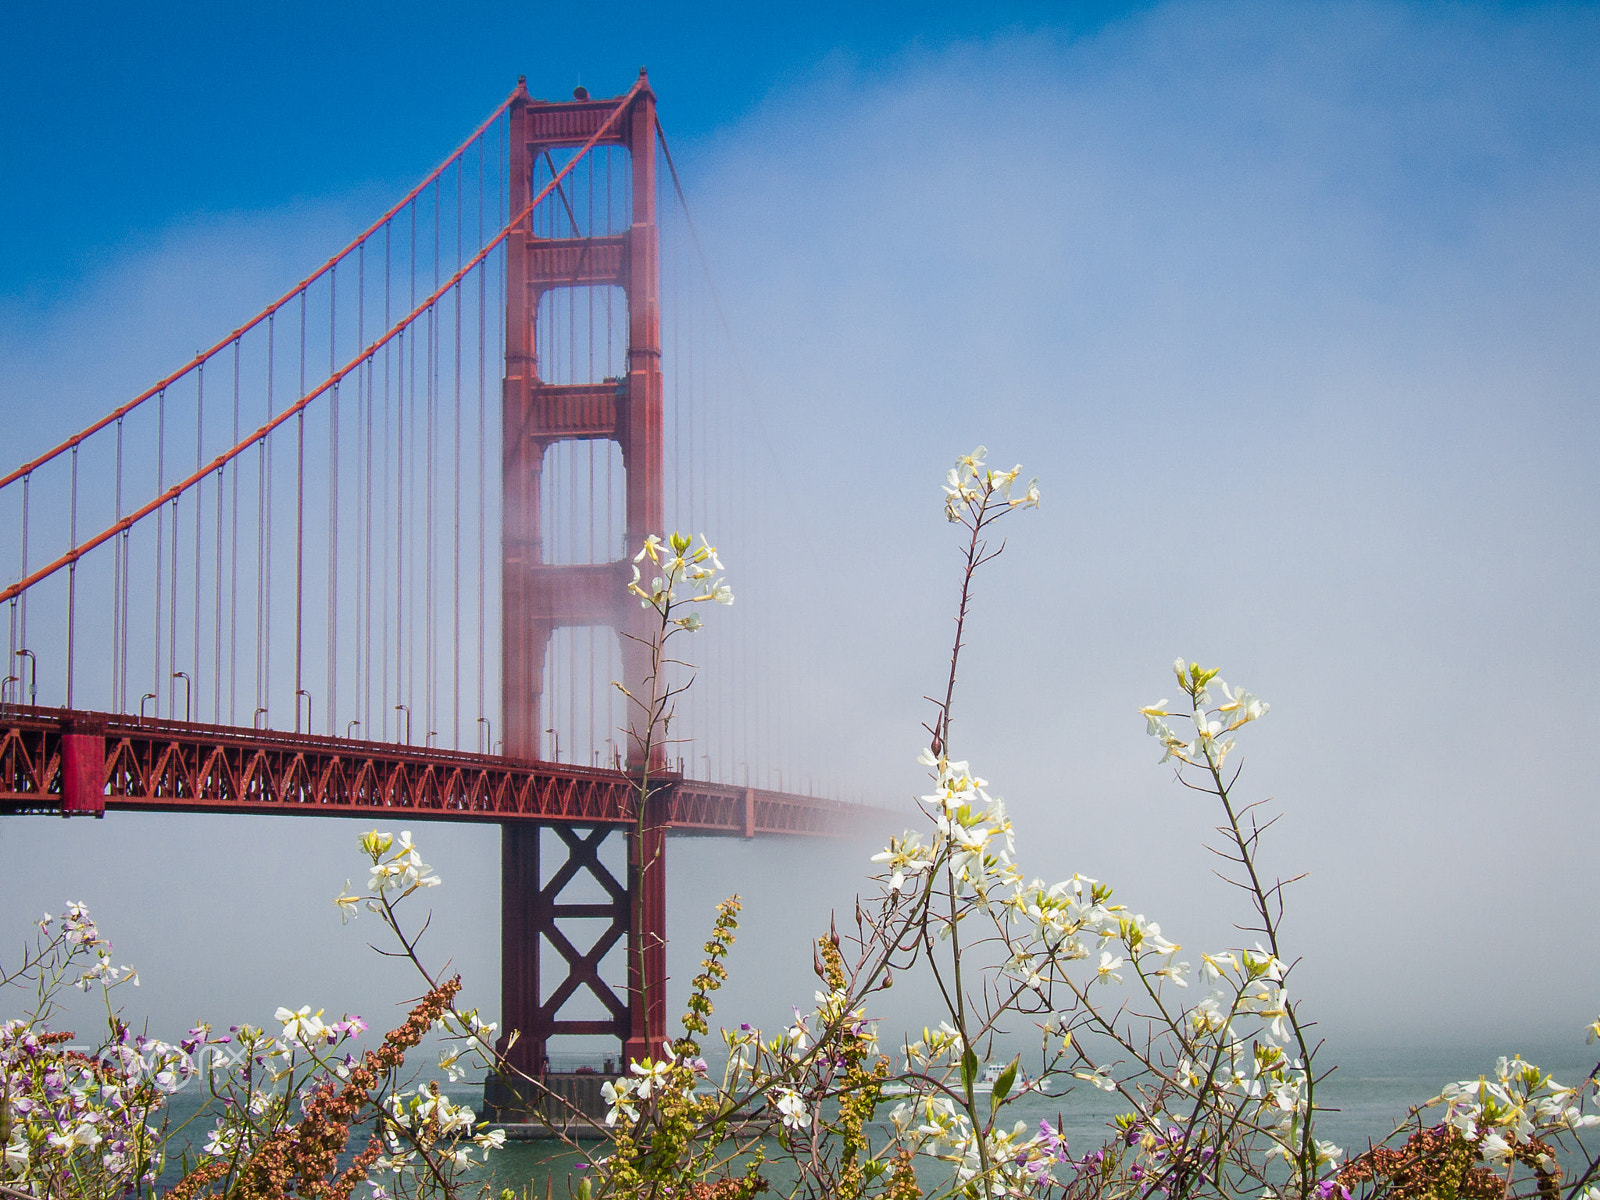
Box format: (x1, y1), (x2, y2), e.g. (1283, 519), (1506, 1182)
(852, 647), (1353, 1195)
(0, 906), (172, 1197)
(1436, 1054), (1600, 1164)
(371, 1079), (504, 1175)
(942, 446), (1040, 524)
(914, 750), (1020, 909)
(335, 829), (441, 920)
(1141, 659), (1269, 769)
(0, 1016), (181, 1193)
(1336, 1055), (1600, 1200)
(629, 531), (733, 629)
(601, 1051), (699, 1128)
(188, 974), (502, 1199)
(889, 1096), (1070, 1194)
(2, 828), (515, 1200)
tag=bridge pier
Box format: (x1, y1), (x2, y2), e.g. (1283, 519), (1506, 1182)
(494, 789), (668, 1117)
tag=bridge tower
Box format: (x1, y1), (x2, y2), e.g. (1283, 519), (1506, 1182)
(499, 72), (669, 1083)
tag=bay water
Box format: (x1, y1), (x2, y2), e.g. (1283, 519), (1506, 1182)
(148, 1041), (1598, 1194)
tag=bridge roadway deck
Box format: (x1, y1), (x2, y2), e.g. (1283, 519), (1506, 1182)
(0, 707), (865, 837)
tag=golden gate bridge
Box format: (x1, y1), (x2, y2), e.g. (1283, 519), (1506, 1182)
(0, 73), (870, 1095)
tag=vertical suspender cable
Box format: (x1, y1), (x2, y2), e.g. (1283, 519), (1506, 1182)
(8, 483), (18, 689)
(214, 443), (224, 722)
(359, 244), (370, 736)
(568, 258), (577, 753)
(153, 390), (166, 715)
(294, 290), (307, 731)
(213, 452), (223, 721)
(118, 451), (130, 715)
(113, 416), (125, 712)
(262, 321), (275, 723)
(477, 131), (487, 740)
(566, 169), (577, 754)
(193, 361), (204, 718)
(382, 226), (392, 739)
(605, 147), (617, 754)
(425, 300), (435, 742)
(453, 159), (463, 748)
(65, 448), (77, 709)
(355, 246), (366, 734)
(406, 203), (415, 727)
(587, 149), (596, 759)
(230, 338), (240, 725)
(496, 136), (506, 739)
(398, 323), (408, 732)
(264, 317), (276, 724)
(329, 265), (340, 733)
(167, 491), (178, 715)
(328, 379), (339, 734)
(17, 474), (27, 677)
(427, 179), (439, 742)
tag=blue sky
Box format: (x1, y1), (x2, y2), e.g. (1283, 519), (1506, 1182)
(0, 0), (1148, 296)
(3, 0), (1599, 1063)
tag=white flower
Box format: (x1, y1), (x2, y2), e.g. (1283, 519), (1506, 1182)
(439, 1048), (467, 1083)
(1190, 994), (1228, 1036)
(1216, 680), (1269, 729)
(628, 1057), (673, 1100)
(334, 881), (360, 923)
(872, 833), (935, 894)
(1176, 1057), (1204, 1091)
(1073, 1063), (1116, 1092)
(274, 1005), (329, 1046)
(775, 1089), (810, 1130)
(1151, 960), (1190, 987)
(473, 1127), (507, 1160)
(1139, 701), (1171, 734)
(600, 1076), (638, 1126)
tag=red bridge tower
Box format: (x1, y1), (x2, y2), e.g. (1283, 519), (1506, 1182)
(499, 72), (668, 1084)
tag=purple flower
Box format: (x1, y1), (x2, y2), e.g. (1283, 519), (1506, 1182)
(1037, 1119), (1070, 1162)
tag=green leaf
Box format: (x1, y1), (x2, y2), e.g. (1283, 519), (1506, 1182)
(961, 1047), (979, 1095)
(989, 1056), (1020, 1115)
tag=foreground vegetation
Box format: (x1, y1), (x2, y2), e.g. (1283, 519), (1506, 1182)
(3, 451), (1596, 1199)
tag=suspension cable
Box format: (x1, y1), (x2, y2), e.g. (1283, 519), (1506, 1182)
(0, 87), (524, 491)
(0, 79), (644, 617)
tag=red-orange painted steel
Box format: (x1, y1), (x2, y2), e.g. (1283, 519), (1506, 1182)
(60, 724), (106, 817)
(0, 707), (865, 834)
(500, 73), (676, 1077)
(500, 72), (663, 770)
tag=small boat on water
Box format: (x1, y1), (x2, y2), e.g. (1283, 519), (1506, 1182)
(881, 1061), (1039, 1097)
